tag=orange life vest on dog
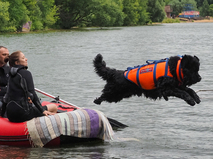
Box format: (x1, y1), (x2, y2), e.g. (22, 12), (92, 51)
(124, 58), (183, 90)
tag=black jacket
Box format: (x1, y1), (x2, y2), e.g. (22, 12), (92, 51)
(0, 64), (10, 98)
(7, 65), (44, 114)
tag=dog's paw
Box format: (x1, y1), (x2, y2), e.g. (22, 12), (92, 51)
(194, 97), (201, 104)
(192, 94), (201, 104)
(162, 93), (169, 101)
(94, 98), (102, 105)
(185, 88), (201, 104)
(186, 99), (196, 106)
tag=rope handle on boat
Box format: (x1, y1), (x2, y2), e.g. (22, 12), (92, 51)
(196, 89), (213, 93)
(58, 105), (77, 110)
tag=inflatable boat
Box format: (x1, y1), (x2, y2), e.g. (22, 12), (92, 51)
(0, 89), (127, 147)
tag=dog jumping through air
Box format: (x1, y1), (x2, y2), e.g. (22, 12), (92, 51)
(93, 54), (201, 106)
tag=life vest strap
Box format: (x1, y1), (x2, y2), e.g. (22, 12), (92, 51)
(153, 59), (171, 86)
(153, 63), (158, 85)
(146, 58), (168, 65)
(176, 59), (183, 83)
(136, 67), (142, 88)
(126, 64), (147, 71)
(125, 64), (146, 88)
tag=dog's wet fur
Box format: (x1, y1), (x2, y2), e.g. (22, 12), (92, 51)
(93, 54), (201, 106)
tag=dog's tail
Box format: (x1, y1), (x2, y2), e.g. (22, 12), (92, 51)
(93, 54), (113, 81)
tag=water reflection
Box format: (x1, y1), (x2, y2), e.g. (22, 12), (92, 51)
(29, 145), (107, 159)
(0, 146), (31, 158)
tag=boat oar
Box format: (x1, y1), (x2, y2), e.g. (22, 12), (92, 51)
(35, 88), (128, 129)
(35, 88), (80, 108)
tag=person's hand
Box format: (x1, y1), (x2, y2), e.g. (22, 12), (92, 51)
(43, 110), (56, 116)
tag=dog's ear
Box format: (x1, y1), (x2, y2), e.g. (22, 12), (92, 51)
(194, 55), (200, 61)
(181, 55), (200, 68)
(181, 55), (190, 68)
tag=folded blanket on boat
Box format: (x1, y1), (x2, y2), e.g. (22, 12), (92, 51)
(26, 108), (114, 147)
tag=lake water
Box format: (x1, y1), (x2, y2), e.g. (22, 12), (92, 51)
(0, 22), (213, 158)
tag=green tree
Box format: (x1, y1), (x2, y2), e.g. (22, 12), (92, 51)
(147, 0), (166, 22)
(196, 0), (203, 8)
(0, 1), (10, 31)
(3, 0), (29, 31)
(1, 0), (58, 32)
(169, 0), (182, 16)
(55, 0), (125, 28)
(122, 0), (140, 25)
(200, 0), (209, 16)
(208, 0), (213, 5)
(181, 0), (197, 11)
(23, 0), (58, 30)
(37, 0), (59, 29)
(90, 0), (125, 27)
(55, 0), (94, 28)
(164, 0), (171, 5)
(209, 4), (213, 15)
(195, 0), (213, 8)
(122, 0), (149, 25)
(138, 0), (150, 24)
(23, 0), (43, 30)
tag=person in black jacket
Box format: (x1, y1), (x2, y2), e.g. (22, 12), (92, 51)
(0, 46), (10, 115)
(2, 51), (57, 122)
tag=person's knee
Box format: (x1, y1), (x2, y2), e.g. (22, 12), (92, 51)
(52, 104), (57, 113)
(47, 103), (57, 113)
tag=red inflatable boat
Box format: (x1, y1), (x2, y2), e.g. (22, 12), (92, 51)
(0, 101), (119, 147)
(0, 101), (81, 147)
(0, 89), (126, 147)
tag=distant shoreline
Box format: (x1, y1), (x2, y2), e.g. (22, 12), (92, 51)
(189, 19), (213, 23)
(151, 18), (213, 25)
(175, 17), (213, 23)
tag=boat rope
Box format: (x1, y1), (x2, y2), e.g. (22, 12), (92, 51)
(58, 105), (77, 110)
(196, 89), (213, 93)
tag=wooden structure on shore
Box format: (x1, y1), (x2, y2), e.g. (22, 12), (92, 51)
(165, 5), (173, 18)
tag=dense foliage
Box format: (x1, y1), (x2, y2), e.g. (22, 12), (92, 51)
(0, 0), (213, 32)
(147, 0), (166, 22)
(0, 0), (58, 32)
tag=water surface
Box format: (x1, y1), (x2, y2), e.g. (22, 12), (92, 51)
(0, 23), (213, 158)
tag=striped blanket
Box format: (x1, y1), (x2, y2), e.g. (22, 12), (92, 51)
(26, 108), (114, 147)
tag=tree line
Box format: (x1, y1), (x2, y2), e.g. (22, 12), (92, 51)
(0, 0), (212, 33)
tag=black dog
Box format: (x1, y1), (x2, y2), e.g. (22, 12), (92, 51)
(93, 54), (201, 106)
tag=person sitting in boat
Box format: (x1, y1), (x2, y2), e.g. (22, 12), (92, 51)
(0, 46), (10, 116)
(1, 51), (57, 122)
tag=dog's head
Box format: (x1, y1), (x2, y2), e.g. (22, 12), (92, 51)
(181, 55), (201, 86)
